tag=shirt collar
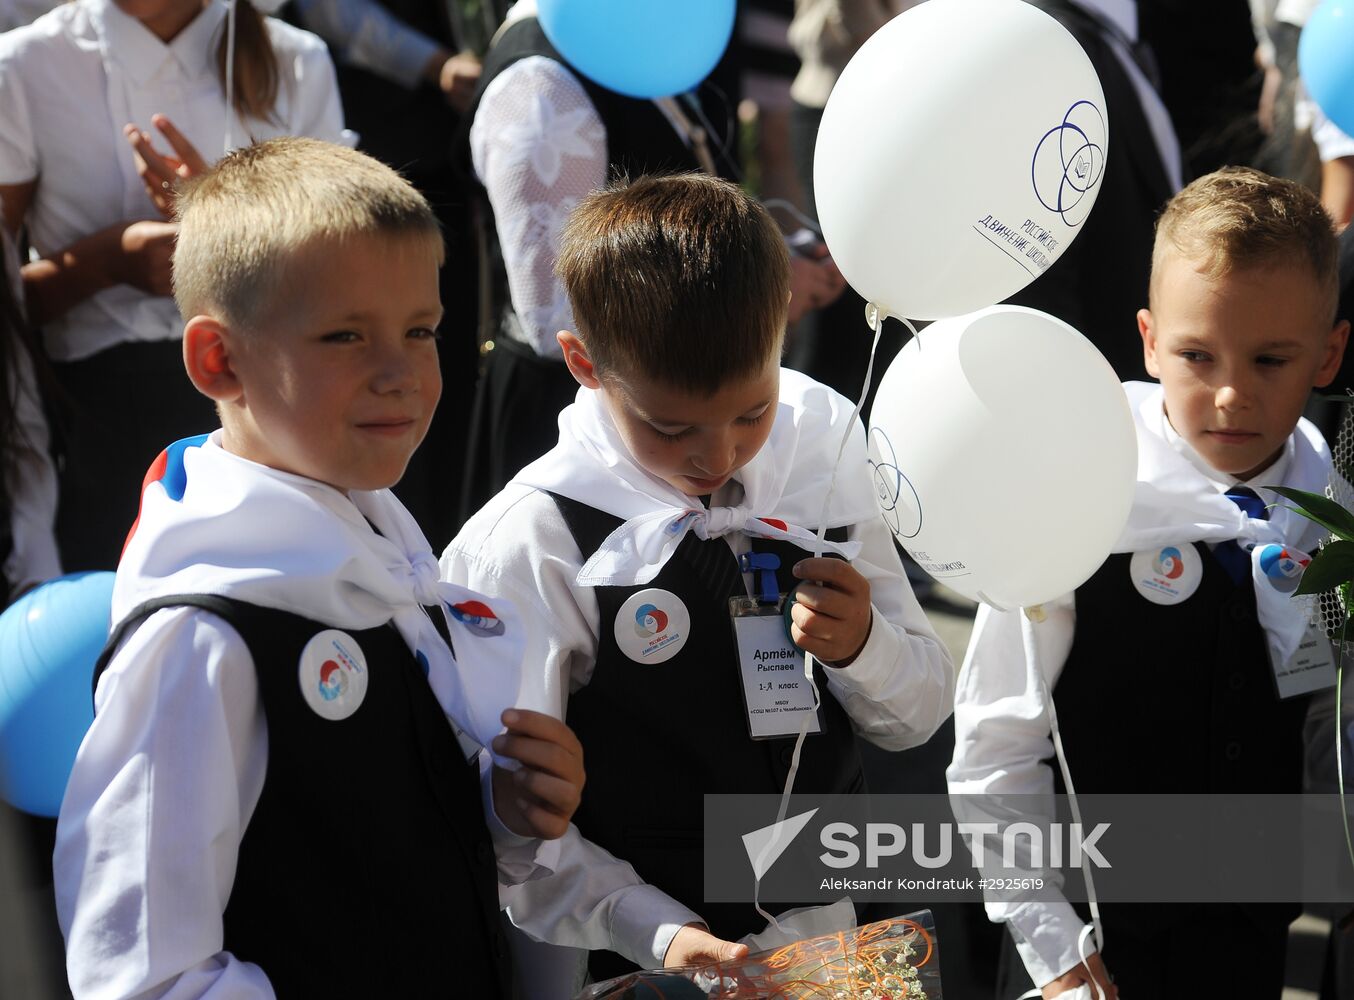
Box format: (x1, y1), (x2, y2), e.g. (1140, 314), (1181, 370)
(89, 0), (228, 86)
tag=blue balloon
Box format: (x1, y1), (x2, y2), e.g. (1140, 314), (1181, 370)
(1300, 1), (1354, 137)
(537, 0), (735, 99)
(0, 572), (113, 817)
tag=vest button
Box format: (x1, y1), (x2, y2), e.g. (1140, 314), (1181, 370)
(1228, 673), (1245, 691)
(478, 840), (494, 863)
(1224, 741), (1242, 761)
(1229, 604), (1251, 623)
(779, 745), (795, 767)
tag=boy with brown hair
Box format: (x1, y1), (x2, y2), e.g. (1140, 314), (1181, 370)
(444, 172), (955, 989)
(948, 166), (1349, 999)
(54, 137), (585, 999)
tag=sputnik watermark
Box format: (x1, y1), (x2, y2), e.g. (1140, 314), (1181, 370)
(819, 821), (1111, 870)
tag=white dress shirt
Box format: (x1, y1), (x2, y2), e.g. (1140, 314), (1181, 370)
(470, 54), (606, 359)
(0, 0), (344, 361)
(56, 439), (550, 1000)
(443, 375), (956, 974)
(947, 386), (1321, 987)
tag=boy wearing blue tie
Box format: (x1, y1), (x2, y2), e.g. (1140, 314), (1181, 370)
(949, 167), (1350, 999)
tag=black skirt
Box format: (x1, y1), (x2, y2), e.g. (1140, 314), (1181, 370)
(52, 338), (218, 572)
(459, 335), (580, 525)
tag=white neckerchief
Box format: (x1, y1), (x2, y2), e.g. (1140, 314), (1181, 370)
(116, 432), (523, 756)
(514, 368), (874, 586)
(1115, 381), (1331, 665)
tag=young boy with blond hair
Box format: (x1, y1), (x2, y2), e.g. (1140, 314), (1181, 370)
(444, 172), (955, 988)
(54, 137), (585, 999)
(948, 166), (1349, 999)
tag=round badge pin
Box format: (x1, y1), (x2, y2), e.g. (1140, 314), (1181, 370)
(1128, 543), (1203, 605)
(614, 588), (691, 664)
(298, 629), (370, 721)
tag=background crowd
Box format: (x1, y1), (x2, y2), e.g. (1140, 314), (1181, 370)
(2, 1), (1353, 998)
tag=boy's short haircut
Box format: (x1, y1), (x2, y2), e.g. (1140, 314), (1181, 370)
(173, 136), (443, 328)
(556, 173), (791, 394)
(1152, 166), (1339, 322)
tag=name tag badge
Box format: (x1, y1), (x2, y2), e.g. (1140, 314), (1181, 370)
(1129, 543), (1203, 605)
(1272, 623), (1338, 699)
(730, 596), (822, 740)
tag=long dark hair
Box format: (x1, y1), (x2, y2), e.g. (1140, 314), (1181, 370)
(0, 250), (30, 598)
(216, 0), (280, 124)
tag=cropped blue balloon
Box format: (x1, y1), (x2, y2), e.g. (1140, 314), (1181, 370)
(1300, 1), (1354, 137)
(0, 572), (113, 817)
(537, 0), (735, 99)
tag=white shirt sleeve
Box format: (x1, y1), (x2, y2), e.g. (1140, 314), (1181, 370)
(0, 35), (38, 184)
(819, 511), (956, 750)
(504, 825), (702, 970)
(4, 341), (60, 595)
(1311, 105), (1354, 163)
(55, 608), (275, 1000)
(469, 56), (606, 359)
(290, 0), (441, 90)
(945, 596), (1091, 988)
(443, 488), (702, 967)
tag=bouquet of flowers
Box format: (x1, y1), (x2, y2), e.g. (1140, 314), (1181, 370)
(576, 911), (941, 1000)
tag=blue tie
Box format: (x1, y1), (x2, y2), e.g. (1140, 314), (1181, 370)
(1214, 486), (1269, 585)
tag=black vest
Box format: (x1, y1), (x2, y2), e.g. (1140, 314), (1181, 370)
(1053, 546), (1307, 795)
(463, 17), (738, 339)
(550, 494), (866, 964)
(95, 596), (512, 999)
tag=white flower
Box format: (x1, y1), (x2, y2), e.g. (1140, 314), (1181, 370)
(499, 90), (604, 187)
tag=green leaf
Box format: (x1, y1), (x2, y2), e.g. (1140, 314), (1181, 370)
(1295, 540), (1354, 596)
(1267, 486), (1354, 542)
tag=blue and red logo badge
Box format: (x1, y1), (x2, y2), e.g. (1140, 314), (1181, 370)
(633, 602), (669, 638)
(1258, 543), (1310, 593)
(1153, 546), (1186, 580)
(450, 600), (506, 637)
(317, 659), (348, 701)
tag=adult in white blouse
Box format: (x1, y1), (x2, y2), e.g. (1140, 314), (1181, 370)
(459, 0), (845, 524)
(0, 0), (345, 572)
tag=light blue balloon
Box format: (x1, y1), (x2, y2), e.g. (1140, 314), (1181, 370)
(537, 0), (736, 99)
(1300, 1), (1354, 137)
(0, 572), (113, 817)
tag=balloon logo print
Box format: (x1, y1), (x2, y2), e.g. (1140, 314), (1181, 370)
(867, 428), (922, 539)
(1032, 100), (1106, 226)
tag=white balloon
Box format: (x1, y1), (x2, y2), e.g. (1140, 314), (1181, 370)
(814, 0), (1108, 320)
(867, 306), (1136, 609)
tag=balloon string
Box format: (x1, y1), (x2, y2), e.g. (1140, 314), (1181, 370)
(223, 0), (236, 154)
(899, 315), (921, 350)
(752, 304), (885, 931)
(1021, 610), (1106, 957)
